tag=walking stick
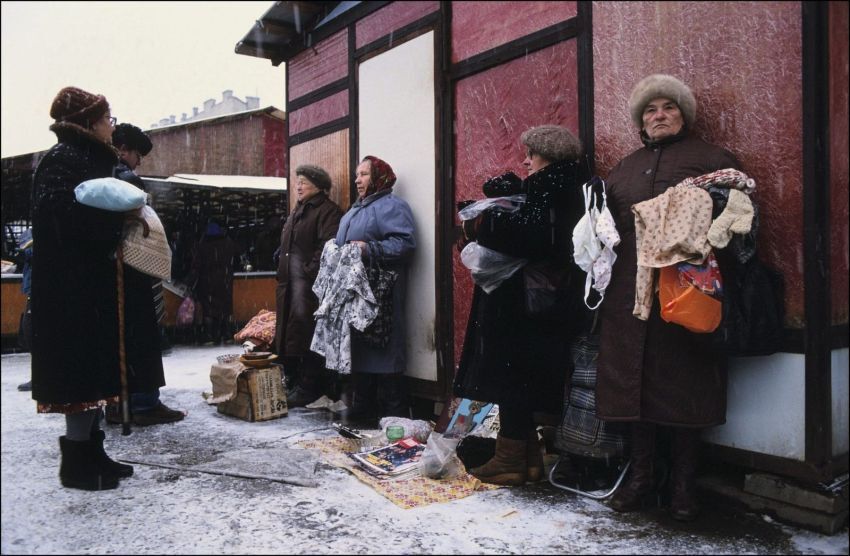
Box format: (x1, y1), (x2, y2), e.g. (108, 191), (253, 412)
(116, 245), (132, 436)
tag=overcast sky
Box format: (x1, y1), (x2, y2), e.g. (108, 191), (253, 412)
(1, 1), (285, 158)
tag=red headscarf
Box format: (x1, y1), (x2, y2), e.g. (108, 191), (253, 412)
(362, 155), (396, 196)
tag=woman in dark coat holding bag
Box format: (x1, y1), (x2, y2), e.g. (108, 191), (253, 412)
(274, 164), (342, 406)
(31, 86), (164, 490)
(597, 74), (742, 521)
(455, 125), (588, 486)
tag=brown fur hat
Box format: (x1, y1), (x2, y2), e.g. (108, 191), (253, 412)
(50, 86), (109, 128)
(520, 125), (582, 162)
(628, 74), (696, 130)
(295, 164), (332, 191)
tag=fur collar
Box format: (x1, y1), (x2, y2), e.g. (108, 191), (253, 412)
(49, 121), (119, 162)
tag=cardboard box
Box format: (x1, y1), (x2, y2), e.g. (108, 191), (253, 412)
(217, 364), (288, 421)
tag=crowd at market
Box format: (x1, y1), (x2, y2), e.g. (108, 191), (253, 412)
(18, 71), (775, 525)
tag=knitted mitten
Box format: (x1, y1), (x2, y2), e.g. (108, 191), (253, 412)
(708, 189), (754, 248)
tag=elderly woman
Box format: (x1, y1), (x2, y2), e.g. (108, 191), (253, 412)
(274, 164), (343, 407)
(455, 125), (588, 486)
(333, 156), (416, 424)
(31, 86), (146, 490)
(597, 74), (742, 521)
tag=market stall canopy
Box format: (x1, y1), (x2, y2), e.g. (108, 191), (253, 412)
(144, 174), (287, 193)
(140, 174), (288, 240)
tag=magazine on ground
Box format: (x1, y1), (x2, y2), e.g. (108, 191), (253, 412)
(348, 438), (425, 477)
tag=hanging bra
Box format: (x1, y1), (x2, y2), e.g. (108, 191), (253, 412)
(572, 177), (620, 309)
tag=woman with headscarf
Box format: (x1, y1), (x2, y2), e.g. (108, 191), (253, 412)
(455, 125), (588, 486)
(332, 156), (416, 424)
(597, 74), (742, 521)
(274, 164), (343, 407)
(31, 86), (147, 490)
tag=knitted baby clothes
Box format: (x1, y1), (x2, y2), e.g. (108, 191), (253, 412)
(707, 189), (754, 248)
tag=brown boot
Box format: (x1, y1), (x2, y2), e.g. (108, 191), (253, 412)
(526, 430), (544, 483)
(609, 422), (657, 512)
(670, 428), (701, 521)
(470, 435), (527, 486)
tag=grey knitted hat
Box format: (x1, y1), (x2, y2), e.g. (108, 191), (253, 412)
(628, 74), (696, 130)
(520, 125), (582, 162)
(295, 164), (332, 191)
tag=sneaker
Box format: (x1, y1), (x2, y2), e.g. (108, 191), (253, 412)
(132, 402), (186, 426)
(17, 380), (32, 392)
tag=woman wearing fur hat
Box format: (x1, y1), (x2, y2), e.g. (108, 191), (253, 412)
(274, 164), (343, 407)
(30, 86), (142, 490)
(455, 125), (589, 486)
(597, 74), (742, 520)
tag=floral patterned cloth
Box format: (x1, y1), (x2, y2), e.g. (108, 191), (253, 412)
(310, 240), (378, 373)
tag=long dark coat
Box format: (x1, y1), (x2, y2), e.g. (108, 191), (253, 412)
(454, 161), (589, 414)
(192, 235), (241, 320)
(596, 131), (740, 427)
(274, 192), (342, 356)
(30, 123), (164, 408)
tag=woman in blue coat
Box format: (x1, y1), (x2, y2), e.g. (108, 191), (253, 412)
(334, 156), (416, 423)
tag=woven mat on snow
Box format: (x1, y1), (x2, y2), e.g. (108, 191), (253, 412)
(297, 437), (498, 509)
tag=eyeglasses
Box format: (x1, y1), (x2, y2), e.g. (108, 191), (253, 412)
(107, 116), (117, 126)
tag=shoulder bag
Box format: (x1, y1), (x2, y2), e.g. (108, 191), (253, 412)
(352, 242), (398, 348)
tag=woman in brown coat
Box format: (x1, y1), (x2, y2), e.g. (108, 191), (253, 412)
(274, 165), (343, 406)
(597, 74), (741, 521)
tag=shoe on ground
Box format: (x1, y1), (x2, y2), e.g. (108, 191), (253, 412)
(17, 380), (32, 391)
(105, 404), (124, 425)
(334, 406), (379, 428)
(132, 402), (186, 426)
(286, 385), (322, 408)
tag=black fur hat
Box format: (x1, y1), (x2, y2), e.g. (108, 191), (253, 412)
(112, 123), (153, 156)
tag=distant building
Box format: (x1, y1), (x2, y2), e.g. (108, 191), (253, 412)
(151, 90), (261, 128)
(142, 106), (287, 178)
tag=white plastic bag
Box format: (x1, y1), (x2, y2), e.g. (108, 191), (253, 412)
(457, 194), (526, 221)
(419, 432), (463, 479)
(460, 242), (527, 293)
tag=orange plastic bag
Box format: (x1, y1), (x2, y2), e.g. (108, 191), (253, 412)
(658, 265), (722, 333)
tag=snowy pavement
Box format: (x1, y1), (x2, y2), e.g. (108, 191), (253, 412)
(2, 346), (847, 555)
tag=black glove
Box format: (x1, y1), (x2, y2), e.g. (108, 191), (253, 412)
(482, 172), (523, 198)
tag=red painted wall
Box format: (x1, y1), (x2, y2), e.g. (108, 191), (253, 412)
(593, 1), (807, 327)
(288, 29), (349, 101)
(451, 1), (576, 63)
(829, 1), (849, 326)
(356, 1), (439, 49)
(288, 90), (349, 136)
(452, 40), (579, 366)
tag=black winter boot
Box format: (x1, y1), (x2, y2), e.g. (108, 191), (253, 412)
(59, 436), (120, 491)
(670, 428), (701, 521)
(91, 430), (134, 478)
(470, 435), (527, 486)
(336, 373), (378, 427)
(378, 374), (409, 418)
(608, 422), (658, 512)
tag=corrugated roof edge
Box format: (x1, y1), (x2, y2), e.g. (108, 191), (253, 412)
(145, 106), (285, 133)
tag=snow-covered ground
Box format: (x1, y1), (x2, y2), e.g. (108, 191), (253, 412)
(2, 346), (847, 555)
